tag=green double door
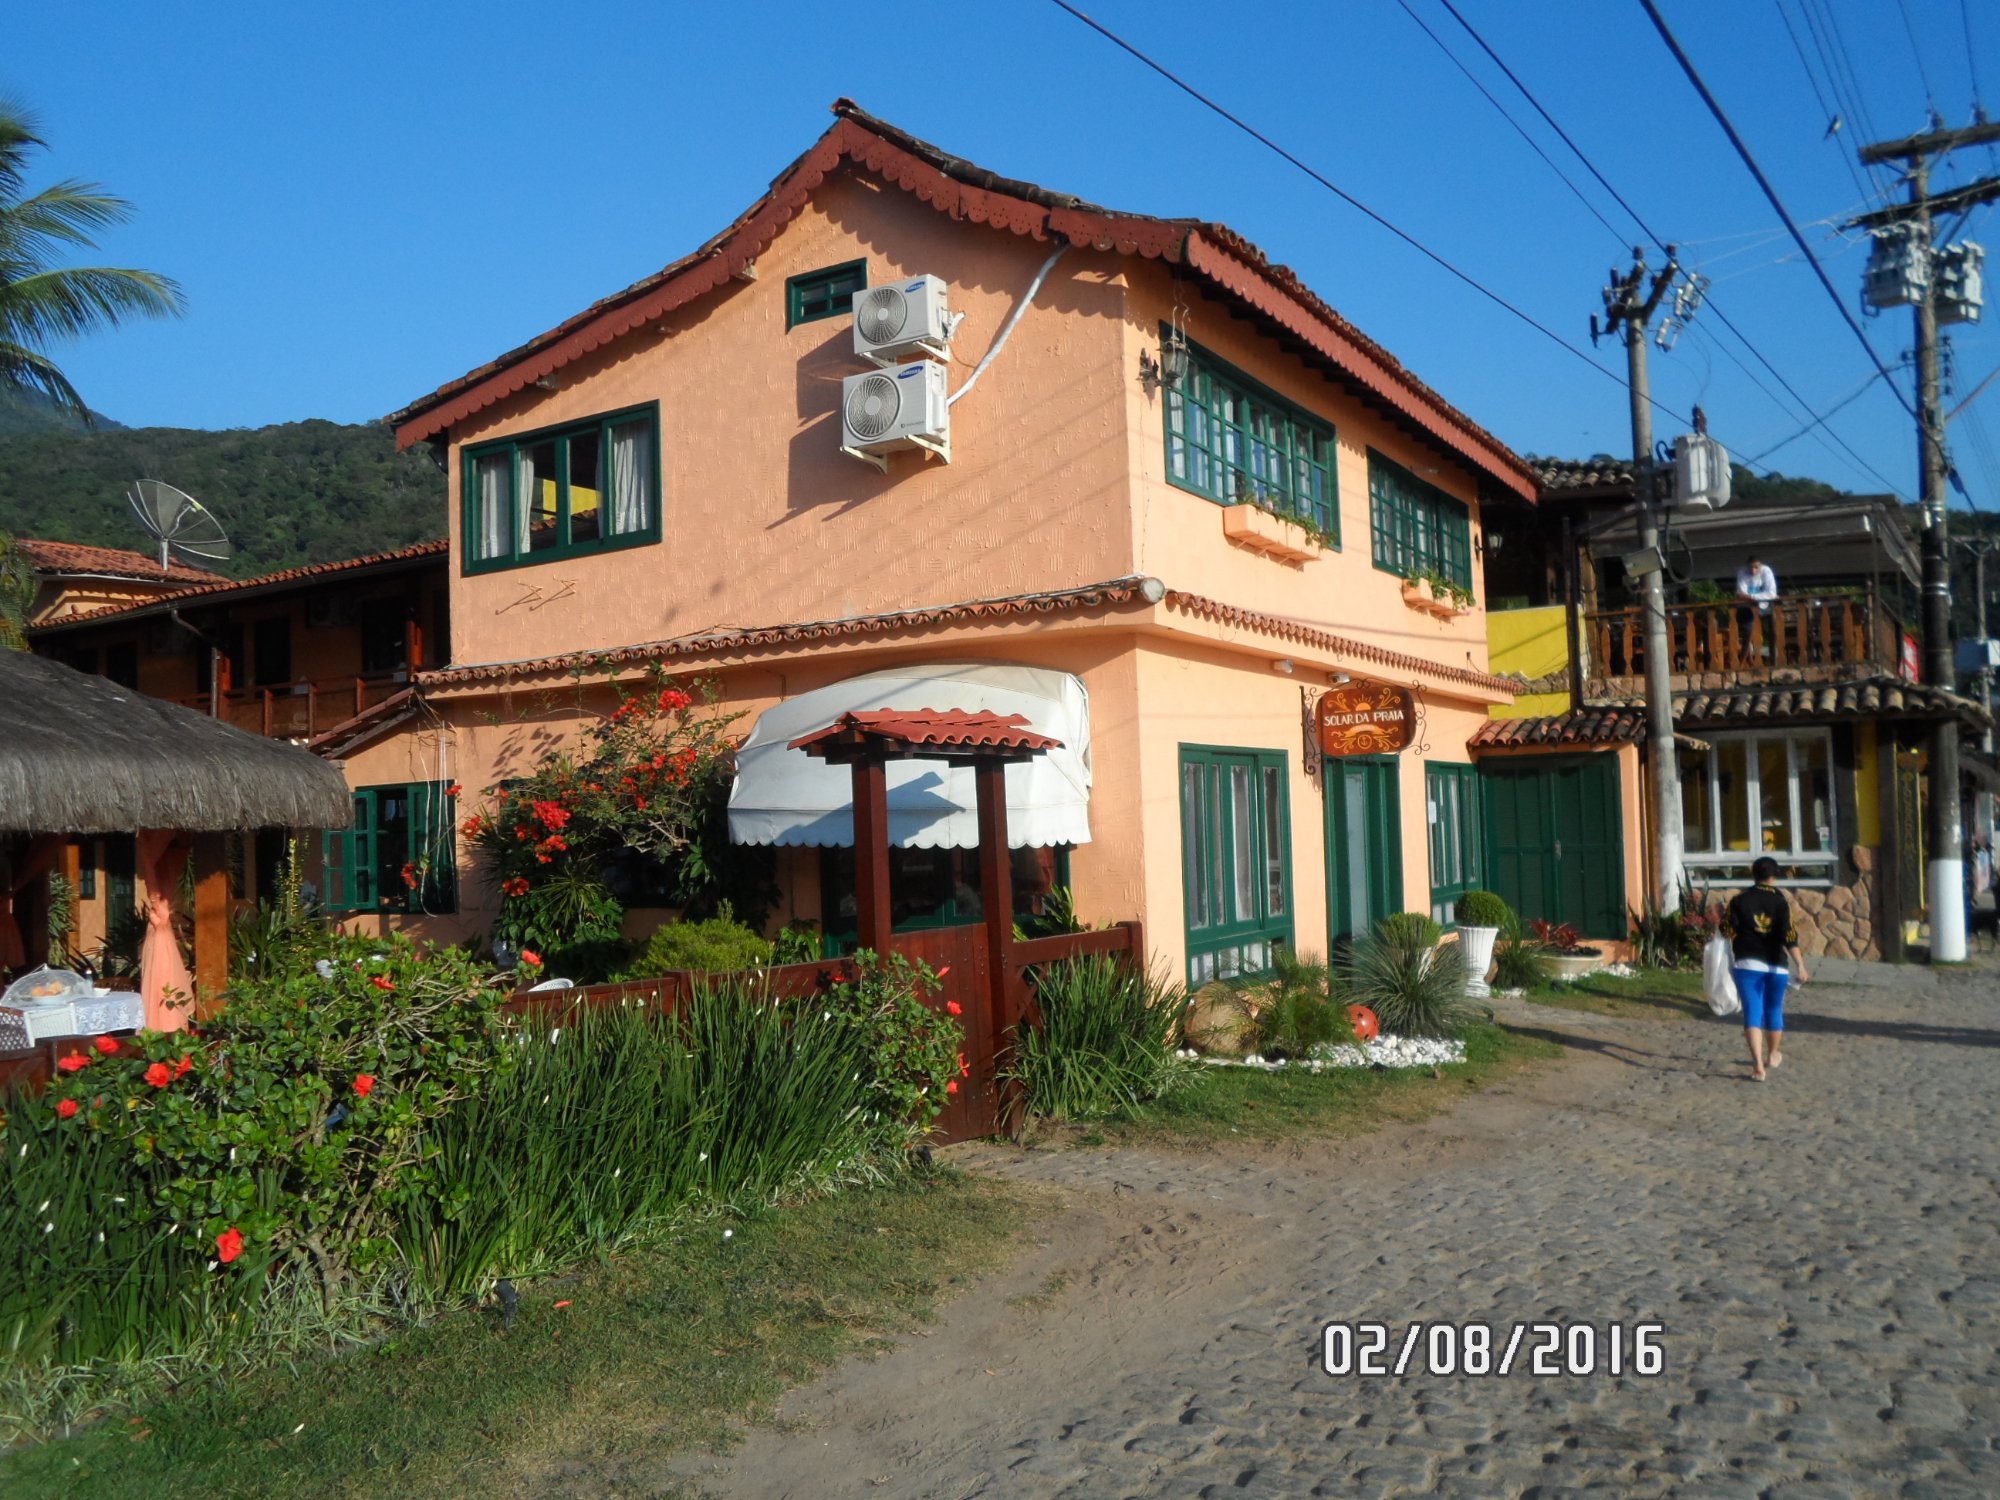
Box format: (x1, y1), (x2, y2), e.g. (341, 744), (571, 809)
(1324, 756), (1401, 950)
(1479, 755), (1625, 939)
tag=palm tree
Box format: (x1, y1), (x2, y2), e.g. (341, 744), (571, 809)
(0, 97), (184, 418)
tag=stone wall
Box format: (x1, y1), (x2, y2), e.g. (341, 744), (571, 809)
(1788, 845), (1879, 960)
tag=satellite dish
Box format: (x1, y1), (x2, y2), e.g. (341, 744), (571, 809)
(126, 480), (233, 572)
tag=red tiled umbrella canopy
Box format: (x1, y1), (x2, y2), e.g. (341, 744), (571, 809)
(788, 709), (1063, 764)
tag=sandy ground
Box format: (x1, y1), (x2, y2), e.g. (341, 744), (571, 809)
(666, 963), (1997, 1499)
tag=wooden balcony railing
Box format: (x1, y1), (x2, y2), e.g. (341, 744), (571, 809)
(1586, 592), (1905, 684)
(175, 673), (409, 740)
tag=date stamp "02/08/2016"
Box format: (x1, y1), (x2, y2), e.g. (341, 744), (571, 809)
(1321, 1322), (1666, 1379)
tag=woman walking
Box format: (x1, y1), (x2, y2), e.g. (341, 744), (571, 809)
(1723, 856), (1810, 1080)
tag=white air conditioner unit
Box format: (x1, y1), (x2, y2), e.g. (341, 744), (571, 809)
(840, 360), (950, 470)
(1670, 432), (1732, 510)
(852, 275), (953, 365)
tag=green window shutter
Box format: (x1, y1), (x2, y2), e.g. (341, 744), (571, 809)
(1160, 336), (1339, 546)
(787, 260), (869, 328)
(1178, 744), (1294, 985)
(322, 790), (373, 913)
(1426, 762), (1484, 927)
(406, 781), (459, 914)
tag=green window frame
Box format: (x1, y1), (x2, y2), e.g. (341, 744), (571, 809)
(786, 259), (868, 329)
(322, 782), (458, 915)
(1164, 336), (1339, 543)
(1426, 761), (1485, 928)
(460, 404), (661, 575)
(1369, 450), (1473, 591)
(1179, 745), (1294, 985)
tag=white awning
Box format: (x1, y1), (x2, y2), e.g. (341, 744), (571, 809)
(728, 662), (1091, 849)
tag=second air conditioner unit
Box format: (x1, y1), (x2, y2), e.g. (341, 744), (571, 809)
(840, 360), (950, 470)
(852, 274), (953, 364)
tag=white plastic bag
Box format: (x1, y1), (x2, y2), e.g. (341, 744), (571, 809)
(1702, 935), (1741, 1017)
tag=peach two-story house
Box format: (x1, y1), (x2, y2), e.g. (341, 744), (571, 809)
(374, 101), (1539, 983)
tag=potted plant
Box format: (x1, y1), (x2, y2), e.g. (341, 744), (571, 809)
(1452, 890), (1512, 998)
(1532, 919), (1605, 981)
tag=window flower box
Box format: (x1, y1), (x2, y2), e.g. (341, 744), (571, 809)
(1400, 575), (1472, 619)
(1222, 504), (1325, 564)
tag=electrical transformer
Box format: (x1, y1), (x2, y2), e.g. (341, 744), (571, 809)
(1863, 223), (1930, 312)
(1935, 242), (1985, 326)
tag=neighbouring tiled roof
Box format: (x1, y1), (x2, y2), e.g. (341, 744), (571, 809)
(388, 101), (1537, 503)
(416, 576), (1517, 697)
(1606, 678), (1984, 726)
(1530, 456), (1635, 494)
(1471, 706), (1645, 749)
(29, 540), (449, 633)
(15, 538), (219, 585)
(789, 709), (1062, 756)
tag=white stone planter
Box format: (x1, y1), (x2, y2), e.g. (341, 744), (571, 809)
(1458, 925), (1500, 998)
(1543, 950), (1606, 982)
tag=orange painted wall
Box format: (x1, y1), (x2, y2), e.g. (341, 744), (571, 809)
(446, 170), (1137, 671)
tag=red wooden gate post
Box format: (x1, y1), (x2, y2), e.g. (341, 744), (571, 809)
(850, 758), (893, 957)
(973, 758), (1018, 1131)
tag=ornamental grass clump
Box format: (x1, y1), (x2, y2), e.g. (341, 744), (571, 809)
(1006, 955), (1191, 1120)
(400, 953), (962, 1292)
(1225, 948), (1352, 1061)
(1345, 916), (1473, 1039)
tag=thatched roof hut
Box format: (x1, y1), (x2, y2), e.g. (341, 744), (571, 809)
(0, 650), (352, 834)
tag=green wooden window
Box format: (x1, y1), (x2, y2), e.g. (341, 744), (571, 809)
(461, 405), (660, 574)
(76, 840), (96, 900)
(1165, 337), (1339, 542)
(1369, 450), (1473, 591)
(1179, 745), (1293, 985)
(787, 260), (868, 328)
(1426, 762), (1484, 928)
(323, 782), (458, 915)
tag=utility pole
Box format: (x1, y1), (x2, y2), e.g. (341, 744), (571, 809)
(1851, 118), (2000, 963)
(1598, 247), (1686, 908)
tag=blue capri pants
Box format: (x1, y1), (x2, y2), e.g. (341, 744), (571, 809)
(1734, 968), (1790, 1031)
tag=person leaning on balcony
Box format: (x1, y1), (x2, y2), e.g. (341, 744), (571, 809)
(1735, 555), (1779, 658)
(1721, 856), (1809, 1082)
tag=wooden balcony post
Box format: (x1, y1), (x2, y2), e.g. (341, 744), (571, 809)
(354, 676), (365, 717)
(306, 680), (318, 736)
(261, 689), (273, 737)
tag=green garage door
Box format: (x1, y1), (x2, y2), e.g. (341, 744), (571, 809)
(1479, 755), (1625, 939)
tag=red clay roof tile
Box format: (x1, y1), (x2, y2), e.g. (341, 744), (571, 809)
(14, 538), (219, 585)
(789, 709), (1062, 756)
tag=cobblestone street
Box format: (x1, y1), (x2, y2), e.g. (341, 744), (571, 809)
(700, 963), (2000, 1498)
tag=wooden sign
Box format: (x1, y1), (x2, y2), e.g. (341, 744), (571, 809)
(1316, 679), (1414, 757)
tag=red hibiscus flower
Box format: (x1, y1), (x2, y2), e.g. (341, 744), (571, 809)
(92, 1034), (119, 1055)
(650, 753), (666, 771)
(352, 1074), (375, 1098)
(144, 1062), (172, 1088)
(532, 800), (571, 831)
(945, 1079), (959, 1095)
(518, 949), (542, 969)
(444, 782), (462, 798)
(55, 1097), (79, 1119)
(172, 1053), (194, 1080)
(658, 687), (691, 712)
(370, 975), (395, 992)
(634, 796), (647, 811)
(401, 863), (419, 890)
(502, 876), (530, 898)
(215, 1227), (244, 1264)
(57, 1054), (88, 1074)
(958, 1052), (970, 1078)
(461, 815), (484, 838)
(945, 1000), (962, 1017)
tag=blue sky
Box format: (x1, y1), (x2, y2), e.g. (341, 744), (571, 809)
(12, 1), (2000, 505)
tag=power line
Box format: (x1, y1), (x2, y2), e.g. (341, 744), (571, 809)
(1895, 0), (1942, 123)
(1637, 0), (1922, 426)
(1426, 0), (1912, 493)
(1740, 364), (1896, 465)
(1800, 0), (1894, 187)
(1770, 0), (1877, 204)
(1040, 2), (1655, 408)
(1392, 0), (1632, 249)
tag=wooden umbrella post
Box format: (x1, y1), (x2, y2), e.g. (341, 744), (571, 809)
(192, 832), (230, 1017)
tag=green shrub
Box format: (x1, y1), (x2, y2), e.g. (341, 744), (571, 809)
(1007, 955), (1190, 1119)
(1377, 911), (1443, 950)
(34, 934), (513, 1300)
(772, 921), (822, 965)
(1453, 890), (1513, 929)
(621, 901), (773, 977)
(1489, 931), (1548, 990)
(1227, 949), (1353, 1059)
(1347, 921), (1472, 1038)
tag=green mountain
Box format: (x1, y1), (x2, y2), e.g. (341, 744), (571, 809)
(0, 386), (125, 437)
(0, 417), (444, 578)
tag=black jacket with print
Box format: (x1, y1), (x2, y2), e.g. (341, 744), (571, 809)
(1723, 886), (1798, 967)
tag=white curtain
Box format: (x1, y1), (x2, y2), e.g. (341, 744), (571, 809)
(610, 419), (653, 535)
(514, 450), (535, 554)
(474, 453), (510, 560)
